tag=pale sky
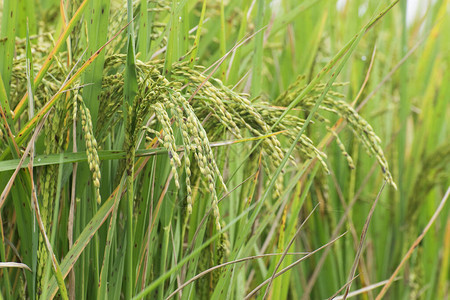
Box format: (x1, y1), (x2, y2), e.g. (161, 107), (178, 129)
(336, 0), (432, 25)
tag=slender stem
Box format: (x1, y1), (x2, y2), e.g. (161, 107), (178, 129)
(126, 149), (135, 299)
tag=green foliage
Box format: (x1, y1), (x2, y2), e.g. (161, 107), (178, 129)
(0, 0), (448, 299)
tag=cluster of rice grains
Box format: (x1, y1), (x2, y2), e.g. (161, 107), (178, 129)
(172, 64), (288, 198)
(77, 97), (102, 205)
(102, 56), (395, 231)
(8, 48), (395, 237)
(10, 47), (394, 227)
(275, 75), (396, 188)
(127, 60), (307, 230)
(136, 71), (228, 229)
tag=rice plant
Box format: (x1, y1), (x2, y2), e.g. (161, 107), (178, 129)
(0, 0), (448, 299)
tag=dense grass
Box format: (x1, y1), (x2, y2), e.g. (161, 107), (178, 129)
(0, 0), (448, 299)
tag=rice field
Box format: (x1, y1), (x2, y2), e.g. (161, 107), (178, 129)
(0, 0), (448, 299)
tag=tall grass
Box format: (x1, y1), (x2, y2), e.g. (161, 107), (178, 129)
(0, 0), (448, 299)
